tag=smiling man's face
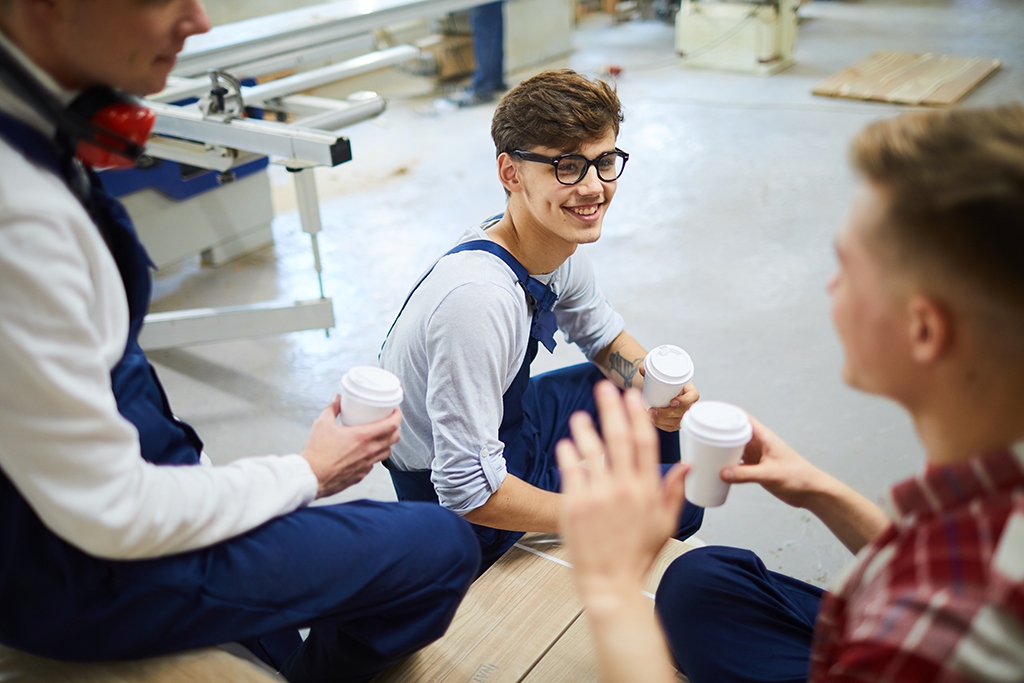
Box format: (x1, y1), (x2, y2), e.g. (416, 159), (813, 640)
(509, 130), (619, 249)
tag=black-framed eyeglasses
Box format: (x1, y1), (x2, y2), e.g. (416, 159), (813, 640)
(512, 148), (629, 186)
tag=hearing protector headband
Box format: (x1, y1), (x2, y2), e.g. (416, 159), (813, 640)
(0, 40), (155, 168)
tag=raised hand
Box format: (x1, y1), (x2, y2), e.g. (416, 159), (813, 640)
(557, 382), (688, 601)
(556, 381), (684, 683)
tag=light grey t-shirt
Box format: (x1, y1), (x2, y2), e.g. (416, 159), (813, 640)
(380, 221), (625, 515)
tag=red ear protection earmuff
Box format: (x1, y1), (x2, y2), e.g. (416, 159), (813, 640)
(0, 43), (154, 169)
(68, 88), (155, 169)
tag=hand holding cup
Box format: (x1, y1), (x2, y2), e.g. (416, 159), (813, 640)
(682, 401), (753, 508)
(719, 417), (829, 509)
(640, 345), (699, 432)
(301, 395), (401, 499)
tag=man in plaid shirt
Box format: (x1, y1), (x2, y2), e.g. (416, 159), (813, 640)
(654, 105), (1024, 683)
(551, 104), (1024, 683)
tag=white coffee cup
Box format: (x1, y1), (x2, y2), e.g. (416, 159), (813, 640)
(642, 345), (694, 409)
(339, 366), (404, 426)
(682, 401), (753, 508)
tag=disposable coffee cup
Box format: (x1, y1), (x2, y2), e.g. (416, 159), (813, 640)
(339, 366), (404, 426)
(642, 345), (694, 409)
(682, 401), (753, 508)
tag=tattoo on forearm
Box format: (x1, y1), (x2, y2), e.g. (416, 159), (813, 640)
(607, 352), (644, 388)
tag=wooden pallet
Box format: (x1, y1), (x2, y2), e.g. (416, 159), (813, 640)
(372, 534), (696, 683)
(812, 50), (1001, 106)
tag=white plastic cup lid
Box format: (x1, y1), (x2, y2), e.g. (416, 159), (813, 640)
(682, 401), (752, 447)
(645, 345), (694, 385)
(340, 367), (404, 407)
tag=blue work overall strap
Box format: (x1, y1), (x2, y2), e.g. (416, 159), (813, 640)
(383, 237), (555, 510)
(381, 235), (557, 358)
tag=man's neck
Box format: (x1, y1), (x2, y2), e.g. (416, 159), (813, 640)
(486, 209), (577, 275)
(912, 392), (1024, 466)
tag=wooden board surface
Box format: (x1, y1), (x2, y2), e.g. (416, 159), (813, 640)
(374, 534), (696, 683)
(372, 534), (582, 683)
(522, 538), (693, 683)
(812, 50), (1000, 106)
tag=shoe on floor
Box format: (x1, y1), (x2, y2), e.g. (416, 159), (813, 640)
(448, 88), (495, 108)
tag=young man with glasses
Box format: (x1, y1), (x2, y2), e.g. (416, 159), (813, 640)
(380, 69), (703, 571)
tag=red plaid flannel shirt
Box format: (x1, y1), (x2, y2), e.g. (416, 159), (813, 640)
(809, 443), (1024, 683)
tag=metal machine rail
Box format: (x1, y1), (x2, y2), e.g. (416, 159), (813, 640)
(173, 0), (489, 77)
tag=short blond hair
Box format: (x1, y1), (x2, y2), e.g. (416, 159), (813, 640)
(852, 105), (1024, 320)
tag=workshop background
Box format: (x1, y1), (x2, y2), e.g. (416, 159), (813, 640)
(145, 0), (1023, 587)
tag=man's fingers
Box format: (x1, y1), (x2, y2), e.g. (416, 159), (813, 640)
(350, 409), (402, 440)
(720, 462), (768, 484)
(556, 438), (585, 495)
(661, 462), (689, 518)
(565, 411), (602, 464)
(624, 389), (659, 479)
(593, 381), (632, 473)
(320, 397), (341, 423)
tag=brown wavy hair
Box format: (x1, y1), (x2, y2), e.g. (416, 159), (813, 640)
(491, 69), (623, 157)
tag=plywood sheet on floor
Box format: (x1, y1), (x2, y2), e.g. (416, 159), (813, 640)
(373, 534), (695, 683)
(812, 50), (1000, 106)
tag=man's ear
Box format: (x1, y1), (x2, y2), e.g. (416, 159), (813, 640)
(497, 152), (521, 194)
(907, 294), (952, 364)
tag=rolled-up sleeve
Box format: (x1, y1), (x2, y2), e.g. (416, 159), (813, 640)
(424, 282), (525, 514)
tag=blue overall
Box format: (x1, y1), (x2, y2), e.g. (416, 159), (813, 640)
(655, 546), (824, 683)
(385, 239), (704, 571)
(0, 110), (480, 682)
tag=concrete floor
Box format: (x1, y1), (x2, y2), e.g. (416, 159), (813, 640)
(148, 0), (1024, 586)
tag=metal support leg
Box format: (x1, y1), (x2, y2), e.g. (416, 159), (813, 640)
(290, 167), (326, 300)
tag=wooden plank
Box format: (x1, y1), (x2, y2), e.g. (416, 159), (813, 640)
(812, 50), (1000, 106)
(522, 539), (696, 683)
(523, 618), (690, 683)
(521, 615), (598, 683)
(372, 536), (582, 683)
(925, 58), (1004, 106)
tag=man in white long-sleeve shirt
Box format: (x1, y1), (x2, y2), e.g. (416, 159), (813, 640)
(0, 2), (478, 681)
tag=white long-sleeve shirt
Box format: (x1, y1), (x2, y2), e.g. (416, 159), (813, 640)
(0, 39), (318, 561)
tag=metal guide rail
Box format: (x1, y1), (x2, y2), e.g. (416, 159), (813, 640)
(139, 0), (489, 350)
